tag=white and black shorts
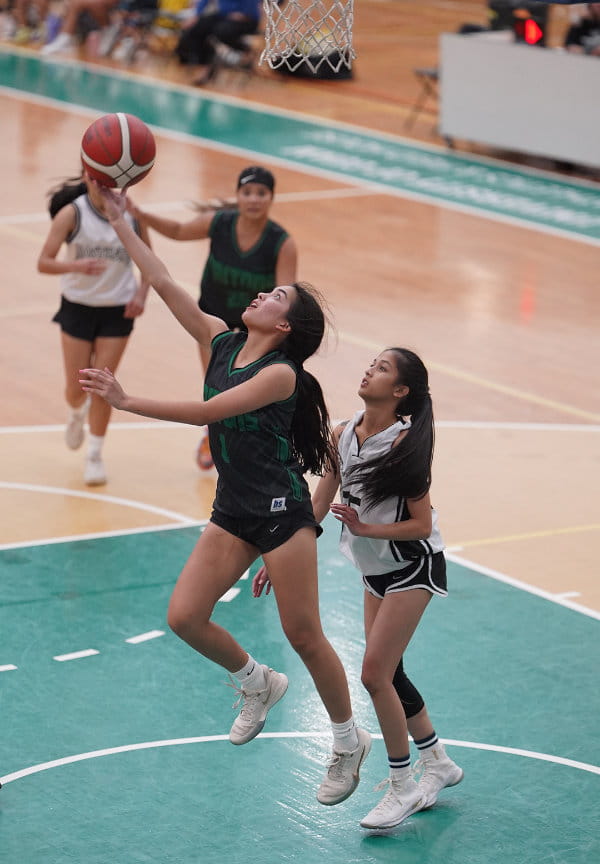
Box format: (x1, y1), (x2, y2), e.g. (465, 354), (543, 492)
(363, 552), (447, 599)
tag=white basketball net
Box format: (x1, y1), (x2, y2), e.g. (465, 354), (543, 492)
(260, 0), (355, 75)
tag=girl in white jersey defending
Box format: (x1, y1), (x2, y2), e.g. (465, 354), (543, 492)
(78, 183), (371, 808)
(38, 173), (150, 486)
(255, 347), (464, 830)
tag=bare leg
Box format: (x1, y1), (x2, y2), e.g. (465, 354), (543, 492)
(61, 332), (92, 410)
(264, 527), (352, 723)
(362, 589), (431, 757)
(88, 335), (129, 437)
(167, 521), (257, 670)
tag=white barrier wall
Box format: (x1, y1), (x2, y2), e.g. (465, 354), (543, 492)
(440, 31), (600, 168)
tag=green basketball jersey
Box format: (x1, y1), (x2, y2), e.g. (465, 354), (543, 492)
(205, 331), (310, 517)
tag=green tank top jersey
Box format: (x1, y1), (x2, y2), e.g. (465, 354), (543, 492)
(205, 331), (311, 518)
(199, 210), (289, 328)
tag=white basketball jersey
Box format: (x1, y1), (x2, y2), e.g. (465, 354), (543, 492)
(60, 195), (138, 306)
(337, 410), (444, 575)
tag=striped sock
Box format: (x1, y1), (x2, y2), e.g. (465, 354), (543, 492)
(414, 731), (439, 752)
(388, 754), (411, 784)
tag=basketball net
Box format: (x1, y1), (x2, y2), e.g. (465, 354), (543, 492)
(260, 0), (355, 75)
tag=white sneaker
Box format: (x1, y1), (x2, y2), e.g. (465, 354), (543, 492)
(65, 398), (89, 450)
(413, 743), (464, 808)
(84, 455), (107, 486)
(228, 665), (288, 745)
(360, 776), (425, 830)
(317, 727), (372, 805)
(41, 32), (74, 55)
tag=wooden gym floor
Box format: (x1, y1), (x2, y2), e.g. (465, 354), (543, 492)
(0, 2), (598, 861)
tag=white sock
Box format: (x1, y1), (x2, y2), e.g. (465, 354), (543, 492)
(233, 655), (266, 691)
(70, 400), (88, 420)
(331, 717), (359, 753)
(390, 765), (413, 786)
(87, 434), (104, 460)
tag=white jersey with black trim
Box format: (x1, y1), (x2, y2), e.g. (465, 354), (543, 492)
(337, 410), (444, 576)
(61, 194), (138, 307)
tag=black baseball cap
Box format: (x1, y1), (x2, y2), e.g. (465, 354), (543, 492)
(237, 166), (275, 192)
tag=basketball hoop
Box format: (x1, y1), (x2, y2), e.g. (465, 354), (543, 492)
(260, 0), (355, 75)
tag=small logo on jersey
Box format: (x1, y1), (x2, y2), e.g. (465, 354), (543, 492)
(270, 497), (287, 513)
(269, 525), (279, 534)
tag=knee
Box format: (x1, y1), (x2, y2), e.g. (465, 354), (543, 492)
(167, 597), (199, 639)
(361, 655), (386, 697)
(281, 623), (320, 660)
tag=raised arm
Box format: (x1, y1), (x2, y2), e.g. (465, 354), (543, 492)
(275, 235), (298, 286)
(97, 184), (226, 348)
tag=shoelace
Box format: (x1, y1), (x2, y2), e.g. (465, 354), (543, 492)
(225, 675), (264, 714)
(368, 778), (403, 812)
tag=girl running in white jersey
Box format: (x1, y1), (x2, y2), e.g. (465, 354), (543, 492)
(38, 173), (151, 486)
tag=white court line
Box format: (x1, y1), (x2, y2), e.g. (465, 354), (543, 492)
(1, 733), (598, 786)
(0, 664), (18, 672)
(125, 631), (165, 645)
(53, 649), (99, 662)
(0, 188), (383, 227)
(0, 520), (206, 553)
(1, 420), (599, 435)
(446, 552), (600, 622)
(3, 81), (600, 249)
(0, 481), (198, 525)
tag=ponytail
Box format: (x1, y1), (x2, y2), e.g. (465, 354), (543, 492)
(280, 282), (335, 475)
(47, 176), (87, 219)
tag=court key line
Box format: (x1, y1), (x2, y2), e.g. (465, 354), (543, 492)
(1, 733), (598, 787)
(0, 481), (199, 525)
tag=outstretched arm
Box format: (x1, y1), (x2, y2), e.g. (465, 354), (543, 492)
(96, 183), (226, 349)
(79, 360), (296, 426)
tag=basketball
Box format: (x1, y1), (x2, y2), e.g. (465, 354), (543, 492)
(80, 113), (156, 189)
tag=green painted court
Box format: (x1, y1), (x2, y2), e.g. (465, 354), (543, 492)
(1, 519), (598, 863)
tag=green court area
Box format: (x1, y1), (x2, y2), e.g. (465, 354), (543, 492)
(1, 519), (598, 863)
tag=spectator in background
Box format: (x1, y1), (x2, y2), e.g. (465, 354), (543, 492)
(11, 0), (49, 43)
(175, 0), (260, 85)
(41, 0), (119, 54)
(564, 3), (600, 55)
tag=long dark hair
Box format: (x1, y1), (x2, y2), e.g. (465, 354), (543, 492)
(47, 176), (87, 218)
(279, 282), (336, 475)
(350, 348), (434, 505)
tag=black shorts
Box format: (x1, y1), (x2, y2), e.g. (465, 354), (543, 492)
(210, 507), (322, 554)
(363, 552), (447, 599)
(52, 296), (134, 341)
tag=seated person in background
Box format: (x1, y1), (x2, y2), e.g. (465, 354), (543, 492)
(11, 0), (49, 43)
(41, 0), (119, 53)
(175, 0), (260, 85)
(564, 3), (600, 55)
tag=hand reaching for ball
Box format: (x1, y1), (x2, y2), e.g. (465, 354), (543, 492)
(91, 180), (128, 224)
(80, 366), (127, 408)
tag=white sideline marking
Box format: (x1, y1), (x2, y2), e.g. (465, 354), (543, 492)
(0, 481), (198, 525)
(125, 631), (165, 644)
(53, 649), (99, 662)
(447, 552), (600, 621)
(0, 520), (206, 553)
(1, 734), (598, 786)
(0, 664), (18, 672)
(218, 588), (240, 602)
